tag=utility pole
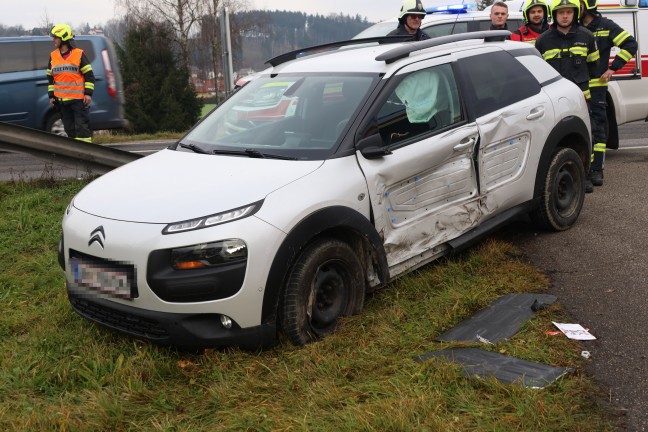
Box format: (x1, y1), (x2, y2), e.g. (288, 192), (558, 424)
(220, 7), (235, 94)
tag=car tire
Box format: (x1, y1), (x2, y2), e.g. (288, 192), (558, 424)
(280, 238), (364, 346)
(531, 147), (585, 231)
(45, 112), (67, 137)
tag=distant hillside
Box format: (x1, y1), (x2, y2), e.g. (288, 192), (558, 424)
(235, 10), (375, 70)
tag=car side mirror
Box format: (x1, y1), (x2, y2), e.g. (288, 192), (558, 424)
(356, 134), (392, 159)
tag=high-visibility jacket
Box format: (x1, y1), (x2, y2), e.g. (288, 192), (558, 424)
(581, 12), (638, 89)
(47, 48), (95, 100)
(535, 24), (600, 99)
(510, 22), (550, 45)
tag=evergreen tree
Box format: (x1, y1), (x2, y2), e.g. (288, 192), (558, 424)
(117, 19), (202, 134)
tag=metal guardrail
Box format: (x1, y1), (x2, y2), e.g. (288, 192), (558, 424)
(0, 122), (142, 175)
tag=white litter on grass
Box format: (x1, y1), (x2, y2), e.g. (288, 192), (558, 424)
(476, 335), (494, 345)
(552, 322), (596, 340)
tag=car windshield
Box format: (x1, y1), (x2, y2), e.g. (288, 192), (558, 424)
(180, 74), (376, 160)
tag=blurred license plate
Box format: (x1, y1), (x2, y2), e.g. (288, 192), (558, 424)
(71, 258), (132, 299)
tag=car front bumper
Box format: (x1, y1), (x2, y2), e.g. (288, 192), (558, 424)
(67, 289), (277, 349)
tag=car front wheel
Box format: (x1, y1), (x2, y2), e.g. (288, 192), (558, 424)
(280, 238), (365, 346)
(531, 147), (585, 231)
(45, 112), (67, 137)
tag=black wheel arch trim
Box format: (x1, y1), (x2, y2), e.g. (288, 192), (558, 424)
(534, 115), (591, 200)
(261, 206), (389, 325)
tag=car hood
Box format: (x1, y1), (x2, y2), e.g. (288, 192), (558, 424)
(73, 149), (323, 223)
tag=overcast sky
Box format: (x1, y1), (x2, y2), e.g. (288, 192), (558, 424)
(0, 0), (415, 30)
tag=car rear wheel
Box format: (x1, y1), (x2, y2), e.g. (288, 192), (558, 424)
(280, 238), (364, 346)
(531, 147), (585, 231)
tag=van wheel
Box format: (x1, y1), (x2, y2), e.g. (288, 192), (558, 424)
(280, 238), (364, 346)
(531, 147), (585, 231)
(45, 112), (67, 137)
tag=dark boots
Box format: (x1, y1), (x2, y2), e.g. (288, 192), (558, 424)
(589, 169), (603, 187)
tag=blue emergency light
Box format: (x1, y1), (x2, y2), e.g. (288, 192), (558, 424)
(427, 3), (477, 13)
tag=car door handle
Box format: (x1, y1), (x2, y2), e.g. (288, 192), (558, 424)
(526, 107), (545, 121)
(453, 137), (476, 152)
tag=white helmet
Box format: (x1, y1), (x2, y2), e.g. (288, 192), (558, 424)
(399, 0), (427, 20)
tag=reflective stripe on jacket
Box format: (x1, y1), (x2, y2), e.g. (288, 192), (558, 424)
(582, 13), (638, 88)
(510, 23), (549, 45)
(535, 24), (599, 99)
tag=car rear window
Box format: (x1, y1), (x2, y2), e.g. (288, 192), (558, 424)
(458, 50), (541, 117)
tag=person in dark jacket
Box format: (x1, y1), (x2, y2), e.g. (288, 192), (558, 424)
(580, 0), (638, 186)
(511, 0), (550, 44)
(47, 23), (95, 143)
(535, 0), (599, 192)
(489, 1), (511, 40)
(388, 0), (431, 41)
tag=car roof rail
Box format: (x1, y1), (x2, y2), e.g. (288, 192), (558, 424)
(376, 30), (511, 64)
(265, 35), (415, 67)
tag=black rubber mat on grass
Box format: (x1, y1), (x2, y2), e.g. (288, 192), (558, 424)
(436, 293), (557, 344)
(416, 347), (572, 388)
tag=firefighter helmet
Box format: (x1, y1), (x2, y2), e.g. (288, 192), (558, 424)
(522, 0), (549, 23)
(50, 24), (74, 42)
(550, 0), (580, 21)
(398, 0), (427, 20)
(581, 0), (598, 11)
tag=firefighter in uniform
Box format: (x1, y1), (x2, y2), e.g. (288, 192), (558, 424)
(388, 0), (431, 41)
(47, 24), (95, 143)
(535, 0), (599, 192)
(580, 0), (637, 187)
(511, 0), (551, 44)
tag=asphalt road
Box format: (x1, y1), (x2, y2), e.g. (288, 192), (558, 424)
(500, 122), (648, 431)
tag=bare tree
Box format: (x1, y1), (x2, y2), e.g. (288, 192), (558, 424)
(116, 0), (204, 70)
(39, 10), (53, 36)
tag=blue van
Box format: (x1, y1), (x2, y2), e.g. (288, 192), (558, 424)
(0, 35), (127, 135)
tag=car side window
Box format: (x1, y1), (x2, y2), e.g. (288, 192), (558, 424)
(458, 50), (541, 117)
(423, 22), (469, 38)
(367, 63), (463, 147)
(0, 42), (35, 73)
(33, 41), (96, 70)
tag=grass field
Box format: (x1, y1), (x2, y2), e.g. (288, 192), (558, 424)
(0, 179), (614, 431)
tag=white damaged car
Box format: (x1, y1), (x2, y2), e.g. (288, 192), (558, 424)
(59, 31), (591, 349)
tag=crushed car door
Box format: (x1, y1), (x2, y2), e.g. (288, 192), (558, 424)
(456, 49), (554, 200)
(355, 60), (485, 276)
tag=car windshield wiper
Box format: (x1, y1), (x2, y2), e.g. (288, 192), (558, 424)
(212, 148), (297, 160)
(179, 142), (211, 154)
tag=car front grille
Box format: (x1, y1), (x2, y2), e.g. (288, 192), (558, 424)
(70, 296), (169, 340)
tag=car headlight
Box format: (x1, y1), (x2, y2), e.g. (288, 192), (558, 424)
(162, 201), (262, 234)
(171, 239), (247, 270)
